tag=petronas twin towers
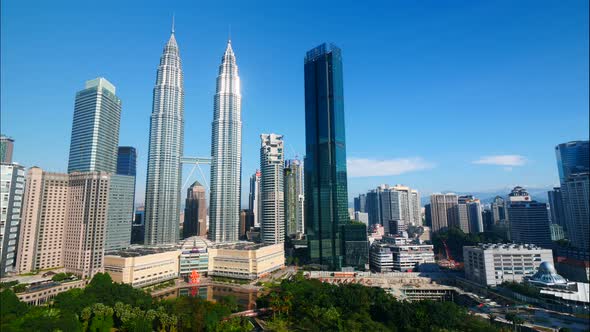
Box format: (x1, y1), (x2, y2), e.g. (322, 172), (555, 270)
(144, 26), (242, 244)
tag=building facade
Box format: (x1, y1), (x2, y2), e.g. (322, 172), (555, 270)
(464, 243), (553, 286)
(562, 173), (589, 251)
(284, 159), (304, 237)
(548, 187), (566, 229)
(16, 168), (69, 274)
(248, 171), (261, 227)
(209, 40), (242, 243)
(304, 43), (353, 269)
(144, 30), (184, 245)
(104, 248), (181, 287)
(259, 134), (285, 244)
(105, 175), (135, 251)
(63, 172), (110, 278)
(184, 181), (207, 238)
(67, 78), (121, 174)
(208, 242), (284, 280)
(507, 187), (552, 248)
(429, 193), (459, 233)
(0, 135), (14, 163)
(354, 194), (366, 213)
(0, 163), (25, 276)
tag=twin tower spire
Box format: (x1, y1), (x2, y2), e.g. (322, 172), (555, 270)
(144, 19), (242, 245)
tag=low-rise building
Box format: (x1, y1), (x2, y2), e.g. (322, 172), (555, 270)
(178, 236), (210, 278)
(463, 243), (553, 286)
(16, 279), (87, 305)
(369, 243), (394, 272)
(369, 241), (435, 272)
(390, 244), (435, 272)
(104, 247), (181, 288)
(208, 242), (284, 280)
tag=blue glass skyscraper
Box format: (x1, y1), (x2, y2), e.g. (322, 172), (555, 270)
(304, 43), (351, 269)
(555, 141), (589, 184)
(555, 140), (589, 251)
(117, 146), (137, 176)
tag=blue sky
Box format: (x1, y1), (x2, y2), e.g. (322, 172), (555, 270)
(2, 1), (588, 206)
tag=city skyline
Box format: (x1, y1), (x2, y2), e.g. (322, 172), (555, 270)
(1, 1), (589, 205)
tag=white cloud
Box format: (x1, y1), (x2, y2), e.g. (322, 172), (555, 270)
(472, 155), (527, 167)
(347, 157), (435, 177)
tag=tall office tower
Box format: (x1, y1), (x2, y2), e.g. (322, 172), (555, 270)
(555, 141), (589, 184)
(183, 181), (207, 238)
(63, 172), (110, 278)
(457, 196), (473, 233)
(117, 146), (137, 176)
(354, 194), (366, 213)
(562, 173), (589, 251)
(144, 29), (185, 245)
(131, 207), (145, 245)
(507, 186), (552, 248)
(366, 189), (382, 227)
(67, 78), (121, 174)
(304, 43), (356, 269)
(0, 135), (14, 163)
(482, 209), (494, 231)
(248, 170), (261, 227)
(105, 175), (135, 251)
(467, 199), (484, 233)
(259, 134), (285, 244)
(491, 196), (508, 224)
(16, 168), (69, 274)
(411, 190), (421, 226)
(209, 40), (242, 243)
(389, 185), (420, 225)
(547, 187), (566, 229)
(284, 159), (304, 237)
(0, 163), (25, 277)
(458, 195), (483, 234)
(239, 209), (254, 239)
(429, 193), (459, 233)
(424, 203), (432, 227)
(380, 189), (403, 235)
(555, 141), (590, 251)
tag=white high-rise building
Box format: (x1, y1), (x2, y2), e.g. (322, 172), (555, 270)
(379, 185), (421, 234)
(144, 28), (184, 245)
(0, 163), (25, 277)
(209, 40), (242, 243)
(260, 134), (285, 244)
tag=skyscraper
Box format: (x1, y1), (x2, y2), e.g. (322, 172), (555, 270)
(562, 173), (589, 251)
(555, 141), (589, 184)
(284, 159), (304, 237)
(105, 175), (135, 251)
(64, 172), (111, 278)
(547, 187), (566, 229)
(209, 40), (242, 243)
(304, 43), (354, 269)
(491, 196), (509, 224)
(429, 193), (459, 233)
(366, 189), (382, 227)
(260, 134), (285, 244)
(457, 195), (483, 234)
(67, 78), (121, 174)
(183, 181), (207, 238)
(117, 146), (137, 176)
(354, 194), (366, 213)
(144, 28), (184, 245)
(0, 135), (14, 163)
(249, 170), (261, 227)
(507, 187), (552, 248)
(16, 167), (69, 274)
(0, 163), (25, 277)
(555, 141), (589, 251)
